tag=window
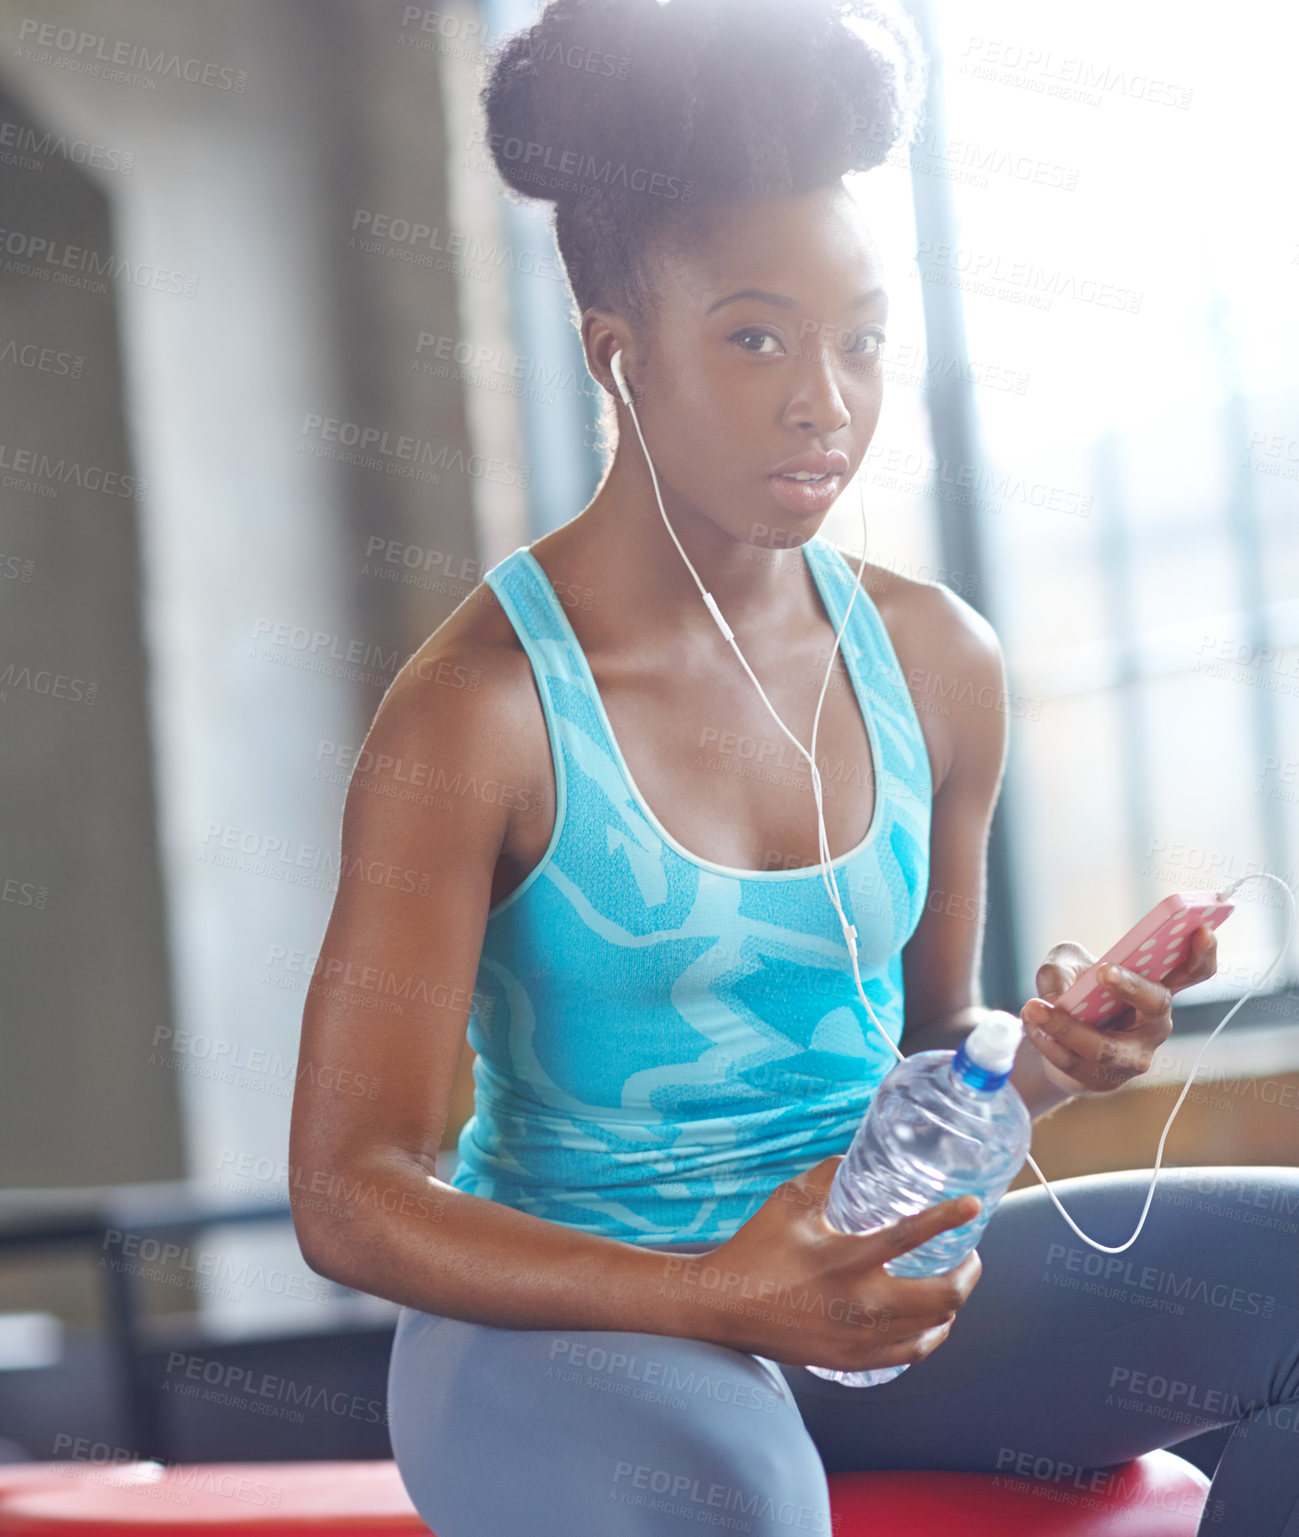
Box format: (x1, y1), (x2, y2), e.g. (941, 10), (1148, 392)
(850, 0), (1299, 1022)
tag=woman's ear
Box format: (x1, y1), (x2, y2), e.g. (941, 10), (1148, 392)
(584, 312), (633, 402)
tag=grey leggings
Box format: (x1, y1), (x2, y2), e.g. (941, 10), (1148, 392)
(386, 1165), (1299, 1536)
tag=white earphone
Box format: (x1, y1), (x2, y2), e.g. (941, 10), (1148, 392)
(606, 345), (1296, 1255)
(609, 347), (632, 404)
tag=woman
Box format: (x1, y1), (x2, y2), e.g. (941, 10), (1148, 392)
(287, 0), (1299, 1531)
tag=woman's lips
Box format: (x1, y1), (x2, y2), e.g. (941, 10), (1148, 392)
(764, 449), (849, 516)
(765, 470), (844, 516)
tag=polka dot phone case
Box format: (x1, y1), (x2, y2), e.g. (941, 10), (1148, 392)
(1053, 891), (1235, 1029)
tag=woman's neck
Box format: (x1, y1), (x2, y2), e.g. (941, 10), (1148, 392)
(564, 453), (815, 644)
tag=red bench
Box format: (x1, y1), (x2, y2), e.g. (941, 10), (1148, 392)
(0, 1452), (1210, 1534)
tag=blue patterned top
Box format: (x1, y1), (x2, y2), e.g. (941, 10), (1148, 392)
(450, 533), (933, 1246)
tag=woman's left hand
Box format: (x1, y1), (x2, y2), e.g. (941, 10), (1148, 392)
(1020, 923), (1220, 1095)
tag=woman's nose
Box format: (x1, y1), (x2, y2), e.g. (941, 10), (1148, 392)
(780, 351), (848, 436)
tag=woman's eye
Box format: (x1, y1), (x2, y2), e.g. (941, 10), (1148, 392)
(851, 330), (887, 356)
(731, 327), (783, 355)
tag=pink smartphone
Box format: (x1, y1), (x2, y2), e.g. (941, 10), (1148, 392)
(1052, 890), (1235, 1029)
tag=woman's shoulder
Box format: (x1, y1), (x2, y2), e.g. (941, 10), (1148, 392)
(831, 547), (1008, 797)
(411, 566), (529, 676)
(830, 545), (1004, 676)
(370, 570), (547, 773)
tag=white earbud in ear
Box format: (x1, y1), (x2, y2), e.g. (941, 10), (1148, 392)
(610, 348), (633, 405)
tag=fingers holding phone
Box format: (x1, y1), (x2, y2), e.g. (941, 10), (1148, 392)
(1021, 892), (1231, 1094)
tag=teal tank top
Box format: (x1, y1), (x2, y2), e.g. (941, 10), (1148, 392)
(450, 532), (933, 1247)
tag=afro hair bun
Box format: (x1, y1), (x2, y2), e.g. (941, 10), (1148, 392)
(480, 0), (925, 207)
(478, 0), (926, 326)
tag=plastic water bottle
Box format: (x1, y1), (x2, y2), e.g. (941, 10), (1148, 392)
(807, 1013), (1031, 1388)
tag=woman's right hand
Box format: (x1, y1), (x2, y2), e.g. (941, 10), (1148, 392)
(674, 1155), (984, 1373)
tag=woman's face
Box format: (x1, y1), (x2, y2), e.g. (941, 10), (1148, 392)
(626, 179), (888, 549)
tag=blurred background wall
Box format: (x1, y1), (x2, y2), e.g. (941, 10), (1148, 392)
(0, 0), (1294, 1474)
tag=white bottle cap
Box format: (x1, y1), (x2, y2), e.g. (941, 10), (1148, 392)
(963, 1013), (1023, 1074)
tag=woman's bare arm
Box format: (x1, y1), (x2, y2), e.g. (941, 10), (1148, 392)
(892, 583), (1077, 1119)
(287, 625), (701, 1336)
